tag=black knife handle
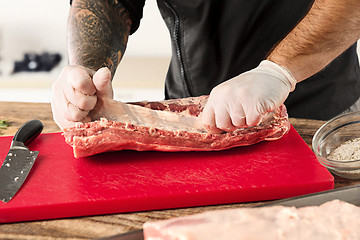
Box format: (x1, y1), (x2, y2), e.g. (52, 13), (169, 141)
(12, 119), (43, 146)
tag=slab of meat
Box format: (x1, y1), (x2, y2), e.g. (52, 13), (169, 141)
(143, 200), (360, 240)
(63, 96), (290, 158)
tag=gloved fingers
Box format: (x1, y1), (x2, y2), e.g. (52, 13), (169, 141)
(51, 86), (83, 130)
(52, 105), (91, 131)
(244, 111), (262, 127)
(201, 60), (294, 133)
(201, 102), (224, 134)
(51, 65), (97, 130)
(226, 98), (247, 128)
(64, 84), (97, 112)
(64, 99), (91, 122)
(62, 67), (97, 113)
(93, 67), (113, 99)
(214, 103), (238, 132)
(67, 65), (97, 96)
(240, 102), (262, 127)
(51, 81), (76, 130)
(227, 99), (263, 128)
(53, 117), (76, 131)
(230, 114), (247, 128)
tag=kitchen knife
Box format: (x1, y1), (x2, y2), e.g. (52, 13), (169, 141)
(0, 119), (43, 203)
(97, 184), (360, 240)
(262, 183), (360, 207)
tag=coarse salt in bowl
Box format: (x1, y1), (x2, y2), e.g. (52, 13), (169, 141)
(312, 111), (360, 180)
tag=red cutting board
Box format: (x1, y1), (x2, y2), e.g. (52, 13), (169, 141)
(0, 125), (333, 223)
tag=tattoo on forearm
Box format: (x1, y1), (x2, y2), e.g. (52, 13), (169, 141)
(68, 0), (132, 76)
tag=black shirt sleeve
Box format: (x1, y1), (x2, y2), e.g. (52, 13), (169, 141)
(70, 0), (145, 34)
(118, 0), (145, 34)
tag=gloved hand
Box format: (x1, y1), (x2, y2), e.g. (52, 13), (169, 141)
(201, 60), (297, 133)
(51, 65), (112, 130)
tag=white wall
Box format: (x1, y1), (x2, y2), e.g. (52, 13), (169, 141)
(0, 1), (68, 65)
(127, 0), (171, 56)
(0, 0), (170, 70)
(0, 0), (358, 70)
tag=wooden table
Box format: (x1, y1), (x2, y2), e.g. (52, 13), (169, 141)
(0, 101), (359, 240)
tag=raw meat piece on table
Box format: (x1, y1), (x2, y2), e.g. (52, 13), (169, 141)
(63, 96), (290, 158)
(143, 200), (360, 240)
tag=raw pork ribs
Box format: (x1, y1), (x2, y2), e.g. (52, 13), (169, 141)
(63, 96), (290, 158)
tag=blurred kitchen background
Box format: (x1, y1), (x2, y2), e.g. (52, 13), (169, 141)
(0, 1), (359, 103)
(0, 0), (171, 103)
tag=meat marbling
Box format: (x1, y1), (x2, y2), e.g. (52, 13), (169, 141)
(63, 96), (290, 158)
(143, 200), (360, 240)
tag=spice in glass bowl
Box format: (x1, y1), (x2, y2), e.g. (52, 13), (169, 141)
(329, 138), (360, 161)
(312, 111), (360, 180)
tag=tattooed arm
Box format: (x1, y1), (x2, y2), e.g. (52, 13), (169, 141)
(267, 0), (360, 82)
(51, 0), (133, 130)
(68, 0), (132, 75)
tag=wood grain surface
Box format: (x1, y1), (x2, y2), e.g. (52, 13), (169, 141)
(0, 101), (359, 240)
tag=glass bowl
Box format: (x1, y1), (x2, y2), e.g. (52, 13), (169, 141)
(312, 111), (360, 180)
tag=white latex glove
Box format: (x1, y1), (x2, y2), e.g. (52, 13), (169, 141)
(202, 60), (297, 133)
(51, 66), (112, 130)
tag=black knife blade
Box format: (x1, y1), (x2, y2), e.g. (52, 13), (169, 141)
(97, 184), (360, 240)
(0, 119), (43, 202)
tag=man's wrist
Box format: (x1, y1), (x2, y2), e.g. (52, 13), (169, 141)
(258, 60), (297, 92)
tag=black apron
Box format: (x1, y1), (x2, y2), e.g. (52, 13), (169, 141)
(123, 0), (360, 120)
